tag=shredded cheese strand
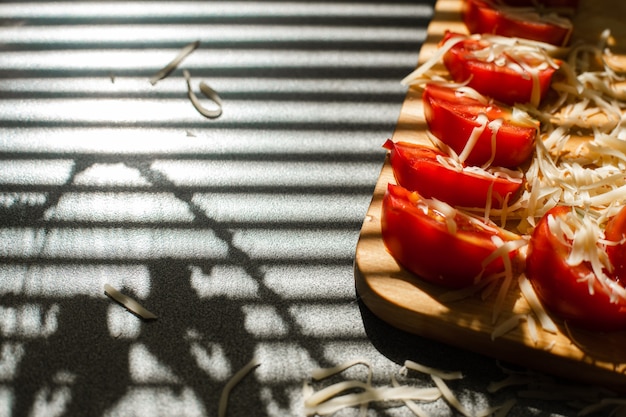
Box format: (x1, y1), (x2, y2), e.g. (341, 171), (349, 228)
(483, 118), (504, 169)
(218, 357), (260, 417)
(103, 284), (157, 320)
(458, 113), (489, 163)
(491, 314), (527, 340)
(401, 35), (467, 85)
(310, 360), (372, 381)
(304, 385), (443, 416)
(404, 360), (463, 380)
(430, 375), (474, 417)
(390, 374), (436, 417)
(518, 274), (558, 334)
(183, 70), (224, 119)
(150, 40), (200, 85)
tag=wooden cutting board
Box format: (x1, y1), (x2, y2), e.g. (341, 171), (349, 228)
(354, 0), (626, 391)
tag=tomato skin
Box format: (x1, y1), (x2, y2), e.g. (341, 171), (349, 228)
(526, 206), (626, 331)
(464, 0), (573, 46)
(381, 183), (516, 289)
(422, 83), (537, 168)
(605, 206), (626, 286)
(441, 31), (559, 106)
(383, 139), (522, 209)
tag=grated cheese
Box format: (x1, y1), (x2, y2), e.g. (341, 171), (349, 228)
(430, 375), (473, 417)
(183, 70), (224, 119)
(456, 85), (490, 104)
(401, 35), (467, 85)
(491, 260), (513, 324)
(150, 40), (200, 85)
(303, 360), (450, 417)
(484, 118), (504, 168)
(484, 181), (495, 223)
(435, 155), (524, 184)
(403, 360), (463, 380)
(518, 274), (558, 334)
(390, 373), (439, 417)
(303, 359), (522, 417)
(310, 359), (372, 381)
(427, 198), (458, 234)
(218, 357), (260, 417)
(491, 314), (531, 341)
(103, 284), (157, 320)
(458, 113), (490, 163)
(526, 313), (539, 344)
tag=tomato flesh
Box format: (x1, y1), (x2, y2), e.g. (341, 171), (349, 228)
(422, 83), (537, 168)
(441, 31), (560, 106)
(381, 183), (518, 289)
(464, 0), (573, 46)
(384, 139), (523, 209)
(526, 206), (626, 331)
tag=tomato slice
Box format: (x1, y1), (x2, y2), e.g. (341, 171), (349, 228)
(500, 0), (579, 7)
(526, 206), (626, 331)
(422, 83), (538, 168)
(441, 31), (560, 106)
(605, 206), (626, 286)
(463, 0), (573, 46)
(383, 139), (523, 209)
(381, 183), (519, 289)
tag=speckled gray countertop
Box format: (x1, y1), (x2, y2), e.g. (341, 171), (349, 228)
(0, 1), (599, 416)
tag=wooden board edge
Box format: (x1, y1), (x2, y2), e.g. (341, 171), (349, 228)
(354, 257), (626, 392)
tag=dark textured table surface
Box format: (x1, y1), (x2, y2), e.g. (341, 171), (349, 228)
(0, 1), (596, 416)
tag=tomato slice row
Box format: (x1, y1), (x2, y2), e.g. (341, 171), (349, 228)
(381, 0), (626, 332)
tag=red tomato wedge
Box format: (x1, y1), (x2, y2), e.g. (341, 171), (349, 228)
(422, 83), (538, 168)
(441, 31), (561, 106)
(526, 206), (626, 331)
(464, 0), (573, 46)
(383, 139), (523, 209)
(605, 206), (626, 286)
(381, 183), (520, 289)
(500, 0), (579, 8)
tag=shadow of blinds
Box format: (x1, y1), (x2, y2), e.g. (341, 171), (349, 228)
(0, 1), (433, 416)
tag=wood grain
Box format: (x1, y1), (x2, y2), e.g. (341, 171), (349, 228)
(354, 0), (626, 391)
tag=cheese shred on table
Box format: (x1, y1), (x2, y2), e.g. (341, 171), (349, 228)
(218, 357), (260, 417)
(303, 360), (517, 417)
(149, 40), (200, 85)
